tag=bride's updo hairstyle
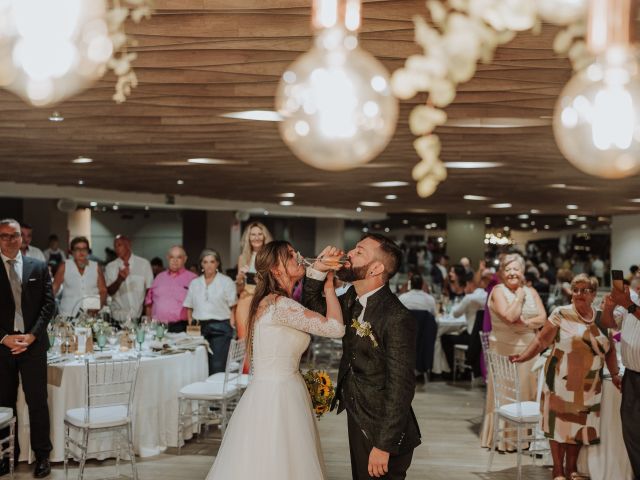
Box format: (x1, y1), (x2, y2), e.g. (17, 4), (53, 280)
(246, 240), (293, 359)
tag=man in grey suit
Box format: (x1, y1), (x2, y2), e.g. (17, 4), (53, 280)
(304, 233), (421, 479)
(0, 219), (55, 478)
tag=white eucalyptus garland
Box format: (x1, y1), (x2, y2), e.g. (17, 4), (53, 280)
(391, 0), (590, 198)
(106, 0), (153, 103)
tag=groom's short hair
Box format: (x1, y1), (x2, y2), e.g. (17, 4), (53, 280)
(361, 233), (402, 281)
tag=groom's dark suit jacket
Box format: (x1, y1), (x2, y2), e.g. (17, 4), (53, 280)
(303, 278), (421, 455)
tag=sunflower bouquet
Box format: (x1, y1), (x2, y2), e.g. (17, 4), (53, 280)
(302, 369), (335, 419)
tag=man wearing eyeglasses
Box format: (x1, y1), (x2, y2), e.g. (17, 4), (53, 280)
(0, 218), (55, 478)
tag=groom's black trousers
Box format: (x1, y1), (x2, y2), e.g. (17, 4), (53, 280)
(347, 414), (414, 480)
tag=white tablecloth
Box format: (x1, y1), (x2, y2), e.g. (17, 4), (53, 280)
(432, 314), (467, 374)
(578, 377), (633, 480)
(17, 346), (208, 462)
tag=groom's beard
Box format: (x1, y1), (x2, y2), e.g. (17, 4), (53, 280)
(336, 262), (369, 283)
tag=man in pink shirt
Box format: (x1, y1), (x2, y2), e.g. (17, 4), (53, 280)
(145, 246), (197, 332)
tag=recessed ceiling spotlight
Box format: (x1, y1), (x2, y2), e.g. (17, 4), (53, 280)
(490, 203), (512, 208)
(464, 195), (489, 201)
(385, 194), (398, 200)
(520, 223), (528, 228)
(630, 198), (640, 203)
(263, 210), (269, 215)
(530, 221), (536, 226)
(89, 201), (97, 207)
(144, 206), (150, 211)
(220, 110), (282, 122)
(431, 223), (437, 228)
(503, 226), (510, 231)
(568, 214), (578, 220)
(566, 204), (578, 210)
(402, 219), (409, 224)
(49, 111), (64, 122)
(362, 227), (369, 233)
(550, 183), (567, 188)
(530, 209), (540, 214)
(72, 156), (93, 164)
(369, 181), (409, 187)
(360, 201), (382, 207)
(186, 158), (246, 165)
(112, 205), (119, 211)
(444, 162), (504, 169)
(177, 179), (184, 185)
(485, 217), (491, 224)
(278, 193), (296, 198)
(78, 179), (84, 185)
(580, 224), (588, 229)
(517, 214), (529, 219)
(384, 227), (390, 233)
(279, 200), (294, 206)
(544, 224), (550, 229)
(356, 207), (362, 213)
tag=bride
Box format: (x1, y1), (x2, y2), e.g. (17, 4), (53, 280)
(206, 241), (345, 479)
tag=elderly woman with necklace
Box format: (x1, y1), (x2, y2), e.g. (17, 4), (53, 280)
(511, 273), (620, 480)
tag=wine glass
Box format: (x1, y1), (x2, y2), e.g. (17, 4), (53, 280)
(135, 326), (146, 351)
(96, 333), (107, 352)
(155, 323), (166, 342)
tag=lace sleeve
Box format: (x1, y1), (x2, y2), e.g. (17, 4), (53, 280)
(274, 296), (345, 338)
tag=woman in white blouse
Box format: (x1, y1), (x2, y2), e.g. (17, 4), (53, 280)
(53, 236), (107, 316)
(184, 249), (238, 374)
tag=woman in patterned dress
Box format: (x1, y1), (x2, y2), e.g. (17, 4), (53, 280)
(511, 274), (621, 480)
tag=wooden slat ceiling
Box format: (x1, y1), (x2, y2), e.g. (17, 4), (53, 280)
(1, 0), (640, 216)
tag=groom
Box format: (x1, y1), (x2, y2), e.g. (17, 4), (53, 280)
(303, 233), (421, 479)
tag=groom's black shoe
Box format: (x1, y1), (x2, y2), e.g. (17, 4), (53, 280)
(33, 458), (50, 478)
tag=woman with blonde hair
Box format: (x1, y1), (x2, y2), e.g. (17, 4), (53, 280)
(206, 241), (344, 479)
(481, 252), (547, 450)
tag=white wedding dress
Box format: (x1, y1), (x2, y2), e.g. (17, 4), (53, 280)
(206, 295), (345, 480)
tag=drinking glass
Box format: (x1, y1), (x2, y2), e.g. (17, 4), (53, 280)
(296, 252), (349, 268)
(107, 329), (119, 348)
(155, 323), (166, 341)
(96, 333), (107, 352)
(136, 327), (146, 351)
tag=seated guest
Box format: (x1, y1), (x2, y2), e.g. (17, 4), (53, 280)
(145, 246), (196, 332)
(105, 235), (154, 323)
(399, 274), (436, 316)
(447, 263), (467, 300)
(184, 249), (237, 374)
(441, 271), (488, 377)
(512, 274), (619, 480)
(43, 234), (66, 276)
(53, 237), (107, 316)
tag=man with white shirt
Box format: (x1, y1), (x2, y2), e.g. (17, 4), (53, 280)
(398, 275), (436, 316)
(602, 277), (640, 480)
(441, 271), (488, 378)
(105, 235), (153, 323)
(19, 223), (46, 263)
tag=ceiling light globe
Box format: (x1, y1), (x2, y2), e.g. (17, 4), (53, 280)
(0, 0), (112, 106)
(276, 26), (398, 171)
(553, 47), (640, 178)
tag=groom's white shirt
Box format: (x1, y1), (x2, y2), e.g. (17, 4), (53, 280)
(306, 267), (383, 323)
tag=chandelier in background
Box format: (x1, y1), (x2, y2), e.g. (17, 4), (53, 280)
(0, 0), (152, 107)
(275, 0), (398, 171)
(553, 0), (640, 178)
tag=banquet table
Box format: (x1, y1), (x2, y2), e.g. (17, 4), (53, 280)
(578, 375), (633, 480)
(432, 314), (467, 375)
(16, 345), (208, 463)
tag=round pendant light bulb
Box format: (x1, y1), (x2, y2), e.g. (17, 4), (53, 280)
(553, 46), (640, 178)
(276, 20), (397, 171)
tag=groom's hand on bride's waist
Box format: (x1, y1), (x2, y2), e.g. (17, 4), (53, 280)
(368, 447), (390, 478)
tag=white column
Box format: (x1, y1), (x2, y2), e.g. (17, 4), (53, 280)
(611, 214), (640, 271)
(67, 208), (91, 243)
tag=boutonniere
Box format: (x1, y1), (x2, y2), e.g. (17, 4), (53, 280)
(351, 319), (378, 348)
